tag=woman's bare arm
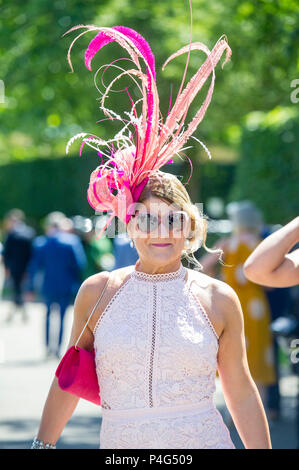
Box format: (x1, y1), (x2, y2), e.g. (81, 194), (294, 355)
(243, 216), (299, 287)
(215, 280), (272, 449)
(35, 272), (109, 446)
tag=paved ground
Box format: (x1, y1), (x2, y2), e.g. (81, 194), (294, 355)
(0, 299), (298, 449)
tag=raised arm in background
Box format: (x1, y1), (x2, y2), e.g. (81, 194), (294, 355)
(243, 216), (299, 288)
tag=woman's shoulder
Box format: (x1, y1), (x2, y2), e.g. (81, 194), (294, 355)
(79, 265), (134, 299)
(210, 276), (243, 332)
(187, 268), (241, 326)
(73, 266), (135, 327)
(187, 267), (239, 297)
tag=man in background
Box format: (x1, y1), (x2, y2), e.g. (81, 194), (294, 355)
(25, 212), (87, 358)
(2, 209), (35, 322)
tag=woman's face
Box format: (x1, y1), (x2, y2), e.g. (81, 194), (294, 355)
(128, 196), (191, 266)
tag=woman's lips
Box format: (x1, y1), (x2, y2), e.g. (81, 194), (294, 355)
(151, 243), (172, 247)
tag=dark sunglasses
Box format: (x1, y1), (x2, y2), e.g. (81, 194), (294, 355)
(135, 211), (190, 233)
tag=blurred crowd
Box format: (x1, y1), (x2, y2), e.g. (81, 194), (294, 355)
(198, 200), (299, 423)
(0, 208), (138, 358)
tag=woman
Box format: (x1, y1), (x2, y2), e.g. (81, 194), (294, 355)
(31, 22), (271, 449)
(32, 172), (272, 449)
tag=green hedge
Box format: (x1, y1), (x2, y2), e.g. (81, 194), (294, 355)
(198, 161), (236, 205)
(0, 153), (99, 222)
(229, 106), (299, 224)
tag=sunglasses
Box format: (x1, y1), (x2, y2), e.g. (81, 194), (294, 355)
(134, 211), (190, 234)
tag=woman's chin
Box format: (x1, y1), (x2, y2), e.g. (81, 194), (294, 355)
(147, 244), (177, 259)
(136, 241), (184, 259)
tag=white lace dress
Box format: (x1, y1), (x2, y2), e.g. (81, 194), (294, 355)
(93, 263), (236, 449)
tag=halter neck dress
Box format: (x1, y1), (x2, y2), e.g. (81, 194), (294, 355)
(93, 262), (235, 449)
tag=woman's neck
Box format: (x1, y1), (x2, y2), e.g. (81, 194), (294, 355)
(135, 259), (182, 275)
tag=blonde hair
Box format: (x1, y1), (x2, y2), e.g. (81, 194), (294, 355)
(128, 170), (225, 271)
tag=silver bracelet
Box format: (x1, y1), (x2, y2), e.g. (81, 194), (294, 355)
(31, 437), (56, 449)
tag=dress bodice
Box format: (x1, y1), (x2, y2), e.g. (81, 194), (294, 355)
(93, 262), (219, 411)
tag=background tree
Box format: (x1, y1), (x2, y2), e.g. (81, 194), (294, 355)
(0, 0), (298, 225)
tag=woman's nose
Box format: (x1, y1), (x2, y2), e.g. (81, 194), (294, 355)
(158, 219), (170, 238)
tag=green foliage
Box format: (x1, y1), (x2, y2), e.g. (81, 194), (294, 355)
(1, 0), (298, 163)
(229, 106), (299, 224)
(0, 153), (99, 222)
(0, 0), (108, 162)
(199, 161), (236, 204)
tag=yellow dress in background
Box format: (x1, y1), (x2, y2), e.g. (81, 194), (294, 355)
(220, 234), (276, 386)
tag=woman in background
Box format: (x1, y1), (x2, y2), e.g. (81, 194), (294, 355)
(199, 201), (277, 405)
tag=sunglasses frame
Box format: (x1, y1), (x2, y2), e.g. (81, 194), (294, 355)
(133, 210), (191, 237)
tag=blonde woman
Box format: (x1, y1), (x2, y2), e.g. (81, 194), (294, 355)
(32, 172), (272, 449)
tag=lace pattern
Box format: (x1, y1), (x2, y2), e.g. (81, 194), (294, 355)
(148, 283), (158, 407)
(100, 407), (235, 449)
(93, 275), (132, 338)
(132, 262), (186, 282)
(93, 265), (235, 449)
(101, 399), (111, 410)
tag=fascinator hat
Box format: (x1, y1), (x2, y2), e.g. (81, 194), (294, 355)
(63, 10), (232, 240)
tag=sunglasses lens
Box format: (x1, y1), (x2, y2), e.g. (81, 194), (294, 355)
(136, 212), (188, 233)
(169, 212), (188, 231)
(137, 213), (158, 232)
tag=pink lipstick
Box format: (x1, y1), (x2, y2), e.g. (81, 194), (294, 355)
(151, 243), (171, 247)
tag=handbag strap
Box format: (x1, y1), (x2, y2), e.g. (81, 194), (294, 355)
(75, 272), (111, 350)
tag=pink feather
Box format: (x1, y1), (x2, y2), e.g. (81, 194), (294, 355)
(85, 26), (156, 79)
(63, 18), (232, 238)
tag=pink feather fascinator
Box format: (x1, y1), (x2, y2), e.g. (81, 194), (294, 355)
(63, 20), (232, 240)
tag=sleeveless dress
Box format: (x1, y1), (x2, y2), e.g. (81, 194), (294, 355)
(93, 262), (236, 449)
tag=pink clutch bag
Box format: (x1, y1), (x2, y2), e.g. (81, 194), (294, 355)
(55, 274), (110, 405)
(55, 345), (101, 405)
